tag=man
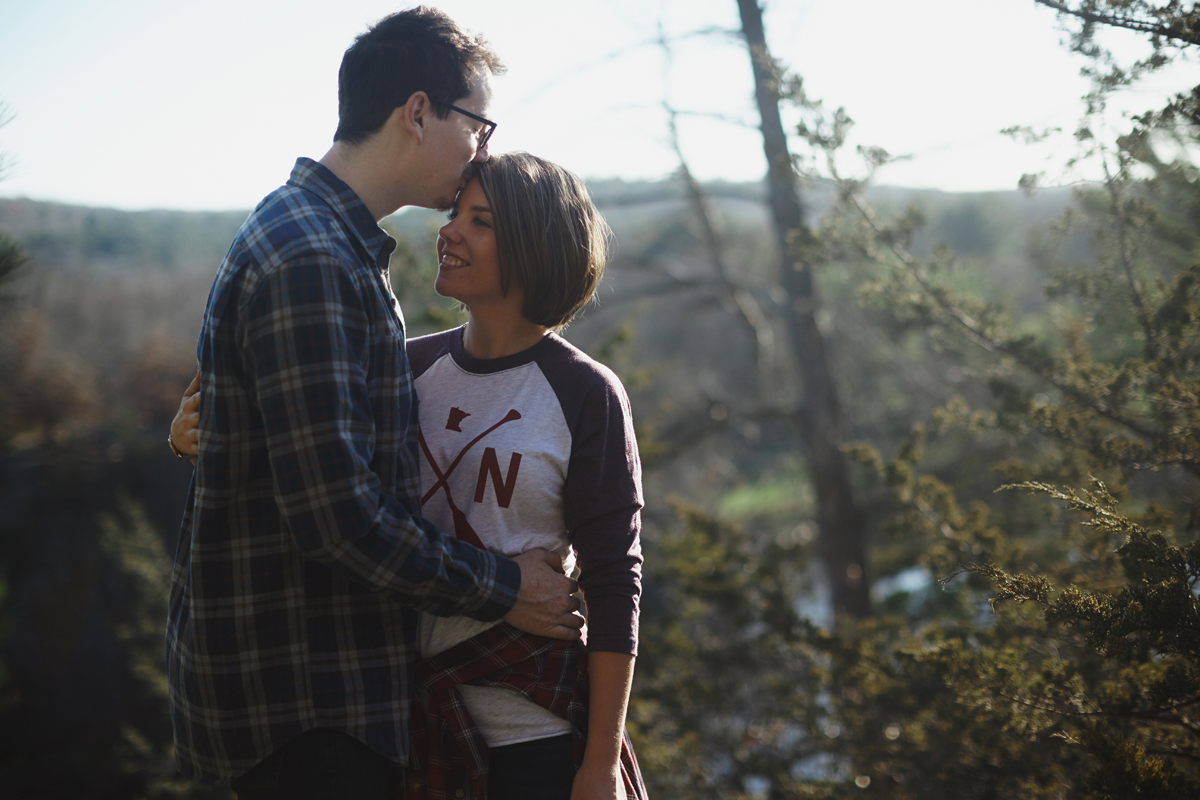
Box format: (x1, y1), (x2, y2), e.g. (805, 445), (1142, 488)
(165, 8), (581, 797)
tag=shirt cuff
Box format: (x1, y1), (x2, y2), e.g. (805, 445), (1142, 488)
(470, 550), (523, 622)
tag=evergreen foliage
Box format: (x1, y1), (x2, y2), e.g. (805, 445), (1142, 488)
(632, 151), (1200, 796)
(0, 229), (24, 292)
(627, 2), (1200, 797)
(0, 108), (224, 791)
(0, 104), (24, 760)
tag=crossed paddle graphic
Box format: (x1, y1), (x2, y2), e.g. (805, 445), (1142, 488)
(419, 408), (522, 550)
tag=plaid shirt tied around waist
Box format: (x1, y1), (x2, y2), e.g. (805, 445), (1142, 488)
(167, 158), (520, 784)
(402, 623), (647, 800)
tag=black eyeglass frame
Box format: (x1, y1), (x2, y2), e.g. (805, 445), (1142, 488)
(435, 101), (497, 150)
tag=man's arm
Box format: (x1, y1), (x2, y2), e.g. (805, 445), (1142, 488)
(238, 253), (577, 633)
(175, 359), (582, 636)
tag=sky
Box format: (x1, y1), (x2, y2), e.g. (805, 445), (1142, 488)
(0, 0), (1193, 211)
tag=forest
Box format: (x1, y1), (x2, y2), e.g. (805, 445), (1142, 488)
(1, 1), (1198, 798)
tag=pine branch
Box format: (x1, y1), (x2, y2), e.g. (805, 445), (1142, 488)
(840, 185), (1166, 447)
(1101, 156), (1158, 357)
(1144, 746), (1200, 764)
(1034, 0), (1200, 47)
(992, 687), (1200, 731)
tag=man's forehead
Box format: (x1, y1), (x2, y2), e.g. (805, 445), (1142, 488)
(461, 75), (493, 113)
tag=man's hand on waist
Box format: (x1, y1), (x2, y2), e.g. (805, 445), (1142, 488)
(504, 549), (584, 640)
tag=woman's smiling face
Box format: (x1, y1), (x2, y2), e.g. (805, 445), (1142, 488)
(435, 178), (509, 308)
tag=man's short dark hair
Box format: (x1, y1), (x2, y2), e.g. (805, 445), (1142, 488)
(475, 152), (611, 330)
(334, 6), (505, 145)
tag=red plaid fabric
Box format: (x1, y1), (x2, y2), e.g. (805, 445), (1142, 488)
(400, 623), (647, 800)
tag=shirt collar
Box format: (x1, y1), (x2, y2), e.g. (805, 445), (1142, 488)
(286, 157), (396, 264)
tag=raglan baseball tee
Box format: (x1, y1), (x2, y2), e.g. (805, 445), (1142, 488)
(407, 327), (643, 747)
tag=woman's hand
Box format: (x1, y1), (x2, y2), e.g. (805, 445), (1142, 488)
(570, 759), (626, 800)
(170, 370), (201, 462)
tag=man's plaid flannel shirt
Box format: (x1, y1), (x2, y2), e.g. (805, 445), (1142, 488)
(167, 158), (522, 784)
(401, 624), (647, 800)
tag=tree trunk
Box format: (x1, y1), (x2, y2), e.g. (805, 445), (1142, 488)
(736, 0), (871, 618)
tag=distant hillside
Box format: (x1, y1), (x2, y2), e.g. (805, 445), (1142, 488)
(0, 179), (1079, 276)
(0, 198), (249, 273)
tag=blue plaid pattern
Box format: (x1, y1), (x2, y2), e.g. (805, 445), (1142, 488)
(167, 158), (521, 785)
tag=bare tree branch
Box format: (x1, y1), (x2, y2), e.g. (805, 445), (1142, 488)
(657, 22), (781, 399)
(644, 401), (800, 465)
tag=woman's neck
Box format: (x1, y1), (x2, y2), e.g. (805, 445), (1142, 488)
(461, 307), (550, 360)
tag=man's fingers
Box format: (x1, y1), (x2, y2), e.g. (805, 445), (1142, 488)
(535, 548), (566, 574)
(502, 605), (585, 640)
(184, 369), (201, 396)
(544, 622), (583, 641)
(505, 550), (587, 640)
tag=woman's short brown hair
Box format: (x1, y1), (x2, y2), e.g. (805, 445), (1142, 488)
(474, 152), (611, 329)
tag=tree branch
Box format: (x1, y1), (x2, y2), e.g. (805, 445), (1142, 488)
(838, 181), (1165, 446)
(1034, 0), (1200, 47)
(1101, 154), (1158, 356)
(644, 402), (800, 465)
(657, 22), (781, 399)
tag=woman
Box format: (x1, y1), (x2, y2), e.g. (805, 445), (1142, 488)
(172, 152), (645, 800)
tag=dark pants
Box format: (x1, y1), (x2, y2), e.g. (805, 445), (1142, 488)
(487, 734), (577, 800)
(229, 728), (396, 800)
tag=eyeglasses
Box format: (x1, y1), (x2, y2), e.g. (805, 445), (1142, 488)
(438, 102), (497, 151)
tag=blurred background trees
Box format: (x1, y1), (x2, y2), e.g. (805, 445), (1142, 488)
(623, 1), (1200, 797)
(0, 177), (231, 794)
(1, 1), (1198, 797)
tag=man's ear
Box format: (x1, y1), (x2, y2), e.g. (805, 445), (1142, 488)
(400, 91), (430, 143)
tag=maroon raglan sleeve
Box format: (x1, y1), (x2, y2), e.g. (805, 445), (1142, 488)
(549, 344), (644, 655)
(405, 330), (453, 379)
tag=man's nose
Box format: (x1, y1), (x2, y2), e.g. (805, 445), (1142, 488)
(472, 140), (490, 162)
